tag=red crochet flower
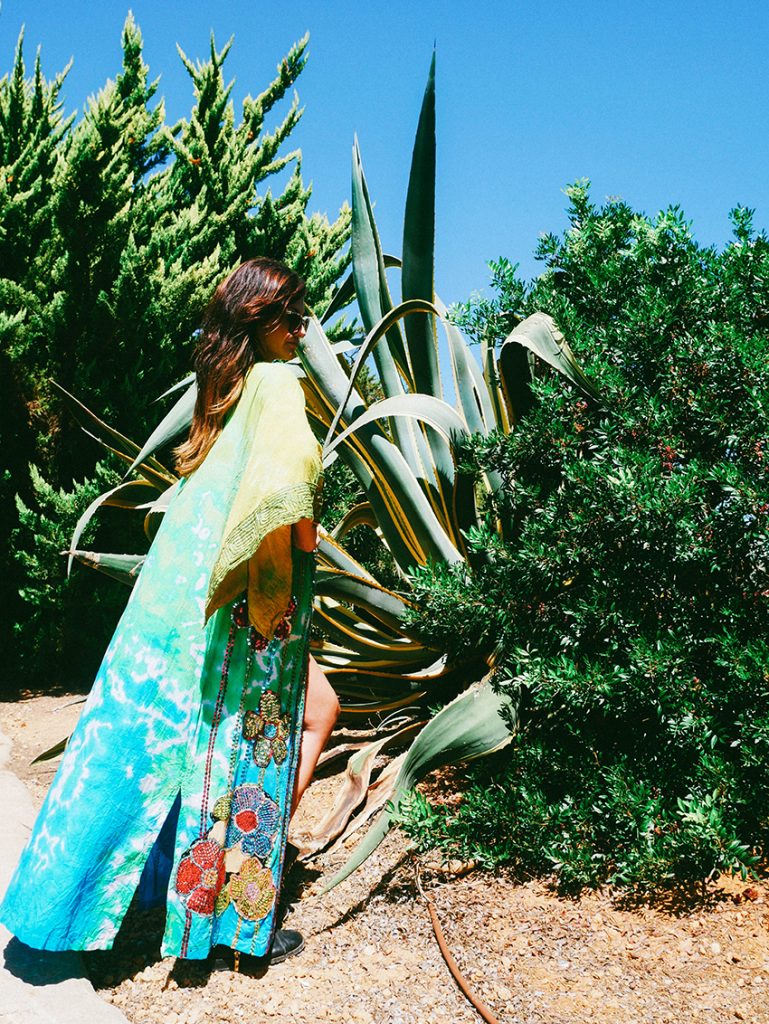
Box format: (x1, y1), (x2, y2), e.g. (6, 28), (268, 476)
(175, 838), (226, 915)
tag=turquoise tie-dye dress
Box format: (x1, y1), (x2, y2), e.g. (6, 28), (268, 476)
(0, 363), (321, 959)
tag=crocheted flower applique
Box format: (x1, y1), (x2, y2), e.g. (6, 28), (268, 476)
(224, 783), (279, 858)
(216, 856), (276, 921)
(174, 838), (226, 915)
(243, 689), (290, 767)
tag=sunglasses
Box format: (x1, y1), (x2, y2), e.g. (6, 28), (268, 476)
(284, 310), (310, 336)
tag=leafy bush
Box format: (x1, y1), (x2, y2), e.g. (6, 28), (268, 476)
(401, 184), (769, 890)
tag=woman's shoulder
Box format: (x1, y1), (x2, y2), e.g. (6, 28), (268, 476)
(237, 362), (308, 420)
(247, 361), (302, 387)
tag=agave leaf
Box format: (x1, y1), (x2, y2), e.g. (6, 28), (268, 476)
(51, 380), (146, 464)
(79, 429), (177, 490)
(330, 338), (360, 356)
(143, 480), (182, 542)
(314, 594), (400, 634)
(350, 141), (436, 497)
(321, 268), (357, 325)
(51, 382), (175, 484)
(317, 642), (433, 673)
(322, 659), (465, 703)
(396, 54), (465, 542)
(316, 740), (371, 770)
(313, 600), (411, 647)
(497, 342), (536, 423)
(499, 312), (601, 405)
(68, 480), (157, 576)
(314, 604), (428, 661)
(482, 334), (510, 433)
(314, 625), (431, 667)
(32, 737), (68, 764)
(433, 294), (495, 433)
(315, 567), (410, 629)
(402, 51), (439, 399)
(445, 323), (491, 433)
(70, 550), (146, 586)
(325, 393), (469, 458)
(330, 692), (428, 714)
(321, 253), (402, 325)
(351, 138), (410, 380)
(323, 298), (440, 448)
(443, 330), (502, 545)
(330, 502), (379, 541)
(330, 750), (407, 849)
(301, 317), (369, 435)
(299, 719), (426, 857)
(317, 531), (377, 580)
(126, 383), (196, 475)
(322, 675), (518, 891)
(156, 373), (196, 402)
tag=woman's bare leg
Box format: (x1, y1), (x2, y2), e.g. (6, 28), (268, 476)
(291, 655), (340, 815)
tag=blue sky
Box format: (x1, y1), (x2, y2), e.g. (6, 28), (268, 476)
(2, 1), (768, 304)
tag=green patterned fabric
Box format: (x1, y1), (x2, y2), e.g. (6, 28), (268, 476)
(0, 361), (322, 959)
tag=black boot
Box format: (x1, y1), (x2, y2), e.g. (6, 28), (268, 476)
(210, 929), (305, 974)
(266, 928), (305, 965)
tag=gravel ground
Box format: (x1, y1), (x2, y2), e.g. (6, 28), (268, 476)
(3, 693), (769, 1024)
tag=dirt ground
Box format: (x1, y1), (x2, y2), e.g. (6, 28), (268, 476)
(3, 692), (769, 1024)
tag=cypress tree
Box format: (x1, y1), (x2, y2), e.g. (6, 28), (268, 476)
(0, 31), (73, 666)
(0, 16), (351, 686)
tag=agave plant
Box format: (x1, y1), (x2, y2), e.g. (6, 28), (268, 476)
(61, 54), (598, 888)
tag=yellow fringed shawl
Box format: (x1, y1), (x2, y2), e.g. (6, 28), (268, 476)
(204, 361), (322, 638)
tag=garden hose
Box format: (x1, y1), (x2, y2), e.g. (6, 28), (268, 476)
(414, 860), (501, 1024)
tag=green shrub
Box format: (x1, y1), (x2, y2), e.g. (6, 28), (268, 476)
(400, 184), (769, 890)
(11, 460), (126, 693)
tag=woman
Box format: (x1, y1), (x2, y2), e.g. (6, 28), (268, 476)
(0, 258), (340, 969)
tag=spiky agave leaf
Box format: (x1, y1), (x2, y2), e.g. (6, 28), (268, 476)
(126, 381), (197, 474)
(298, 718), (426, 857)
(69, 551), (146, 585)
(498, 312), (602, 412)
(51, 381), (176, 489)
(67, 479), (159, 576)
(322, 675), (518, 891)
(401, 50), (438, 399)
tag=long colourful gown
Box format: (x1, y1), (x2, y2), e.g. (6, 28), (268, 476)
(0, 362), (323, 959)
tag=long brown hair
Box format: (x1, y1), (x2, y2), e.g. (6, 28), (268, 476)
(174, 258), (306, 477)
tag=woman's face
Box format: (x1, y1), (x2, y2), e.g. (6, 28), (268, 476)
(257, 297), (307, 362)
